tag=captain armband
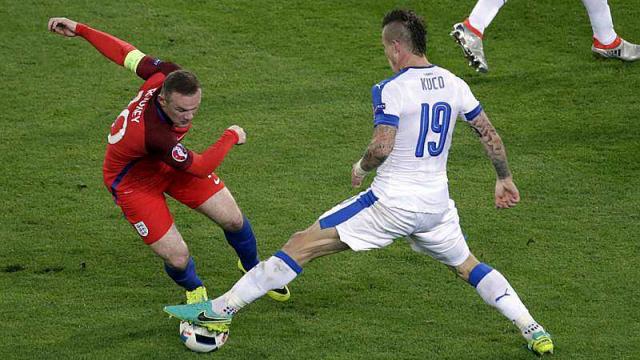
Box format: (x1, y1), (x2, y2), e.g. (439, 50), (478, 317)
(124, 49), (146, 73)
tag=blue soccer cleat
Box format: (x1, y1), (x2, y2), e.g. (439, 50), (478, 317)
(164, 301), (233, 332)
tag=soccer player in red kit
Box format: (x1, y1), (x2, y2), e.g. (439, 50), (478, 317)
(47, 17), (289, 308)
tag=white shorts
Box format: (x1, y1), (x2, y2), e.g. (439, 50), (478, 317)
(318, 189), (470, 267)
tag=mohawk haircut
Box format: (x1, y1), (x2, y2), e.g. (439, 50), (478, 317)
(382, 9), (427, 55)
(161, 70), (201, 98)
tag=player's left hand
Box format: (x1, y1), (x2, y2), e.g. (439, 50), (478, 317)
(495, 177), (520, 209)
(48, 17), (78, 37)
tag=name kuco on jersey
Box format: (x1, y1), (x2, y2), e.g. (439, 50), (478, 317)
(370, 65), (482, 212)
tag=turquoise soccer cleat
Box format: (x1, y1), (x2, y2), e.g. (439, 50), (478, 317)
(164, 301), (233, 332)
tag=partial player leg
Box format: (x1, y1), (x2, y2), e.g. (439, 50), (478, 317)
(451, 0), (507, 72)
(583, 0), (640, 61)
(212, 223), (349, 313)
(468, 0), (507, 35)
(167, 172), (290, 301)
(195, 187), (291, 302)
(455, 255), (553, 355)
(164, 222), (349, 326)
(196, 188), (259, 270)
(408, 200), (552, 355)
(583, 0), (617, 46)
(116, 189), (208, 302)
(150, 225), (208, 303)
(163, 189), (406, 327)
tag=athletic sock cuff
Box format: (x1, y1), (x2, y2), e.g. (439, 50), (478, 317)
(464, 18), (484, 38)
(274, 250), (303, 274)
(468, 263), (493, 287)
(224, 215), (252, 240)
(593, 36), (621, 49)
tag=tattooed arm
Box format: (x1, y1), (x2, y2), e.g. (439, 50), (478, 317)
(467, 111), (520, 209)
(351, 125), (396, 188)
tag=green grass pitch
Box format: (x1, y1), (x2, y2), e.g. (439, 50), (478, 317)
(1, 0), (639, 358)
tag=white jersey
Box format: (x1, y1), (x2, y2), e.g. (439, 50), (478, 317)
(370, 65), (482, 213)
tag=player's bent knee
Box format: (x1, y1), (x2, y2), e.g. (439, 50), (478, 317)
(454, 254), (480, 281)
(224, 214), (244, 232)
(165, 252), (190, 270)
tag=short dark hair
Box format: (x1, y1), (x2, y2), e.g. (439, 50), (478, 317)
(161, 70), (201, 98)
(382, 9), (427, 55)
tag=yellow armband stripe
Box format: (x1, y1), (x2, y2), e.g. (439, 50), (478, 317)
(124, 49), (146, 73)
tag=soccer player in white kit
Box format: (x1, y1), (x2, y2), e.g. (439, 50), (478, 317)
(164, 9), (554, 356)
(452, 0), (640, 72)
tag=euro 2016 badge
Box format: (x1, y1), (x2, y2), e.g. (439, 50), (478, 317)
(171, 143), (188, 162)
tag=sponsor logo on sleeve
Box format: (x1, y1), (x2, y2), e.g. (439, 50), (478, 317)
(134, 221), (149, 237)
(374, 103), (386, 114)
(171, 143), (188, 162)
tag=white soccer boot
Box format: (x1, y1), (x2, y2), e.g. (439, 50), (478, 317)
(451, 20), (489, 73)
(592, 37), (640, 61)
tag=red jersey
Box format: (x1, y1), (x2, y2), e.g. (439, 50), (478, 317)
(75, 23), (239, 198)
(103, 59), (189, 194)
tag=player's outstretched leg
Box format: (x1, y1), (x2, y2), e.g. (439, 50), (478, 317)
(226, 215), (291, 302)
(164, 222), (348, 330)
(237, 259), (291, 302)
(164, 251), (302, 329)
(458, 255), (554, 355)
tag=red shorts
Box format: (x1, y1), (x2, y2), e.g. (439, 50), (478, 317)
(113, 169), (225, 244)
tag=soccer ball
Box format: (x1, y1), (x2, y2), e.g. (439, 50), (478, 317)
(179, 321), (229, 353)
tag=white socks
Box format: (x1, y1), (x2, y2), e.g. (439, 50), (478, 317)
(582, 0), (617, 45)
(467, 0), (617, 45)
(469, 263), (542, 340)
(468, 0), (508, 34)
(212, 252), (301, 315)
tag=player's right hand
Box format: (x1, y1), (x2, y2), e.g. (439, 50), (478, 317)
(351, 159), (368, 188)
(495, 177), (520, 209)
(227, 125), (246, 145)
(48, 17), (78, 37)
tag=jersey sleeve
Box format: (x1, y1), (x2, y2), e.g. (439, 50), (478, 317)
(146, 131), (194, 170)
(75, 23), (181, 81)
(133, 56), (181, 80)
(456, 77), (483, 121)
(146, 129), (239, 178)
(371, 80), (402, 127)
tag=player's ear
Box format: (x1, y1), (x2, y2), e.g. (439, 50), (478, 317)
(392, 40), (402, 54)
